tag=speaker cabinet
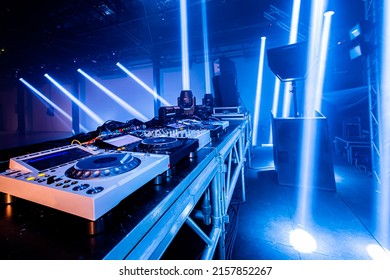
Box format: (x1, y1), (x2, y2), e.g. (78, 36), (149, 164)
(212, 74), (239, 107)
(271, 114), (336, 191)
(267, 41), (309, 82)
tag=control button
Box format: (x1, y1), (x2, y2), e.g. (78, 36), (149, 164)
(86, 186), (104, 194)
(56, 182), (63, 187)
(103, 169), (110, 176)
(26, 176), (35, 181)
(47, 176), (56, 184)
(83, 171), (91, 178)
(113, 168), (120, 173)
(72, 183), (90, 191)
(64, 180), (71, 183)
(71, 181), (78, 185)
(93, 171), (100, 177)
(38, 173), (46, 177)
(62, 184), (70, 188)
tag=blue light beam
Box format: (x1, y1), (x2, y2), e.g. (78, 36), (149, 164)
(281, 0), (302, 118)
(201, 0), (212, 94)
(180, 0), (190, 90)
(297, 1), (332, 226)
(116, 62), (172, 107)
(19, 78), (89, 133)
(44, 74), (104, 126)
(269, 78), (281, 143)
(289, 0), (302, 44)
(252, 36), (267, 146)
(77, 69), (148, 122)
(304, 0), (327, 116)
(313, 10), (334, 112)
(377, 0), (390, 250)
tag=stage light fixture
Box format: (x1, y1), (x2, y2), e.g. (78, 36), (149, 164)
(44, 74), (104, 126)
(116, 62), (172, 107)
(77, 68), (148, 122)
(252, 36), (267, 146)
(178, 89), (196, 116)
(19, 78), (88, 133)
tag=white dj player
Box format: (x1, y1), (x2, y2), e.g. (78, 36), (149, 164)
(0, 144), (169, 221)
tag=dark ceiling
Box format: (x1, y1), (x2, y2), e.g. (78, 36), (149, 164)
(0, 0), (364, 87)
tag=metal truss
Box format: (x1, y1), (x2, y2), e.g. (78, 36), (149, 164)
(365, 0), (382, 187)
(104, 118), (251, 260)
(264, 5), (307, 42)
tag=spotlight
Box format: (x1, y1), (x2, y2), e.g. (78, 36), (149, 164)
(178, 89), (196, 116)
(202, 93), (213, 107)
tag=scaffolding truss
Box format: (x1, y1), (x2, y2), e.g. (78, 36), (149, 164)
(365, 0), (381, 187)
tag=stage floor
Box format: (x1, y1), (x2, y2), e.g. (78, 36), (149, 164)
(231, 145), (389, 260)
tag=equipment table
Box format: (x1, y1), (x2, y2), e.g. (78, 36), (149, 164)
(0, 119), (251, 260)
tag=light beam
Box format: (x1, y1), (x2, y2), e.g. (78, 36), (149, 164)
(201, 0), (212, 94)
(19, 78), (89, 133)
(297, 1), (332, 225)
(281, 0), (302, 118)
(116, 62), (172, 107)
(77, 68), (148, 122)
(44, 74), (104, 126)
(376, 0), (390, 250)
(180, 0), (190, 90)
(252, 36), (267, 146)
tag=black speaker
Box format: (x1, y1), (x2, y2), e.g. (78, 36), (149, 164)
(212, 74), (239, 107)
(271, 114), (336, 191)
(267, 41), (309, 82)
(213, 57), (237, 77)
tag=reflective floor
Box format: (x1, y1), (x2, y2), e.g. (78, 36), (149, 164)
(232, 146), (390, 260)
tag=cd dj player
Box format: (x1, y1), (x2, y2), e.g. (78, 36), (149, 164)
(0, 144), (169, 221)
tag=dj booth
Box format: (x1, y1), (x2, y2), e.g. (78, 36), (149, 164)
(0, 117), (251, 260)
